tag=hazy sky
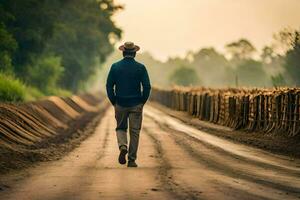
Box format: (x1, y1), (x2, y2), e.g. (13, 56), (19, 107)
(113, 0), (300, 61)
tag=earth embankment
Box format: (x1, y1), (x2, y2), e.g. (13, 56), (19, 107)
(0, 94), (108, 173)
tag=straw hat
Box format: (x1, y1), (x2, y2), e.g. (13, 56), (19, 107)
(119, 41), (140, 52)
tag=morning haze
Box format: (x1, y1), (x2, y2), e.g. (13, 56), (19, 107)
(114, 0), (300, 61)
(1, 1), (300, 198)
(95, 0), (300, 90)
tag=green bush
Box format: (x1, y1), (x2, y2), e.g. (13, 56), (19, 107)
(24, 86), (45, 102)
(0, 71), (72, 103)
(27, 56), (64, 93)
(46, 87), (72, 97)
(0, 73), (26, 102)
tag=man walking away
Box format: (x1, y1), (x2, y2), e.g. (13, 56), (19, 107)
(106, 42), (151, 167)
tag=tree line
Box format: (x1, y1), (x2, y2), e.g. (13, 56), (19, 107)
(134, 28), (300, 88)
(0, 0), (122, 101)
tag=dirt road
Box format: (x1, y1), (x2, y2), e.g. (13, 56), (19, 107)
(0, 105), (300, 200)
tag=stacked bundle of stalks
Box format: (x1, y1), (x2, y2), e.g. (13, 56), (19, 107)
(150, 86), (300, 137)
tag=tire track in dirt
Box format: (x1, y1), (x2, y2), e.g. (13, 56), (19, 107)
(76, 108), (172, 200)
(54, 110), (116, 196)
(151, 115), (300, 177)
(163, 125), (300, 196)
(144, 126), (200, 200)
(1, 107), (174, 200)
(95, 118), (111, 161)
(145, 106), (300, 172)
(143, 116), (276, 200)
(144, 110), (300, 199)
(1, 106), (299, 200)
(51, 114), (112, 200)
(0, 109), (111, 200)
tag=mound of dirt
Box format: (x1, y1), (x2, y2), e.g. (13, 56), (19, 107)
(0, 93), (108, 173)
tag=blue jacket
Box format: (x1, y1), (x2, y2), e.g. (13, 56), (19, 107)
(106, 57), (151, 107)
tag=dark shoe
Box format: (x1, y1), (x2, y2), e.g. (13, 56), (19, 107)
(127, 160), (138, 167)
(118, 148), (128, 165)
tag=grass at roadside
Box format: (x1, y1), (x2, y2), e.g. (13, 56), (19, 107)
(0, 73), (71, 102)
(0, 73), (27, 102)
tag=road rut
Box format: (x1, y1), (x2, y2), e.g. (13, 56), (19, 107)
(0, 106), (299, 200)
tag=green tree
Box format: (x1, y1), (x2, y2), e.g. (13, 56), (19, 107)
(261, 46), (275, 64)
(284, 31), (300, 86)
(0, 23), (17, 73)
(272, 27), (297, 55)
(226, 39), (256, 60)
(0, 5), (17, 73)
(27, 56), (64, 93)
(0, 0), (122, 93)
(46, 0), (122, 91)
(1, 0), (56, 76)
(191, 47), (230, 86)
(260, 45), (285, 78)
(170, 66), (200, 86)
(271, 74), (286, 87)
(235, 60), (268, 87)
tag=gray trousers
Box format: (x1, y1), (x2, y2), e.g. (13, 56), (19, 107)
(114, 103), (143, 161)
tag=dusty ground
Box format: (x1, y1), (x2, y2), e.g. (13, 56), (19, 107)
(150, 102), (300, 158)
(0, 101), (108, 174)
(0, 105), (299, 200)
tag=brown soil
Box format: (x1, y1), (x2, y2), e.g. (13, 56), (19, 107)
(0, 95), (109, 174)
(150, 102), (300, 158)
(0, 106), (299, 200)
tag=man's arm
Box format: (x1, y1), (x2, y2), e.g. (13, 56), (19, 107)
(106, 66), (116, 105)
(141, 65), (151, 104)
